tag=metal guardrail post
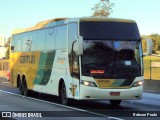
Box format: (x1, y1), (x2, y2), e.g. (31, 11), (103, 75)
(150, 59), (152, 80)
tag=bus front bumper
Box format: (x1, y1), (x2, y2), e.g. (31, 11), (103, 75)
(80, 85), (143, 100)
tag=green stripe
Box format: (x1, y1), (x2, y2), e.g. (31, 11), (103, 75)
(33, 51), (56, 85)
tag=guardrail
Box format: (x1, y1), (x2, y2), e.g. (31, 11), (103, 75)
(144, 79), (160, 93)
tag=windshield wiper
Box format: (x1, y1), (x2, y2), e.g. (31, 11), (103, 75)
(82, 63), (96, 66)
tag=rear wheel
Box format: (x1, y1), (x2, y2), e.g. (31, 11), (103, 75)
(60, 82), (69, 105)
(109, 100), (121, 106)
(22, 77), (30, 96)
(18, 79), (23, 95)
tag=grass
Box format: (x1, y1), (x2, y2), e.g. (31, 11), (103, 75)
(144, 56), (160, 80)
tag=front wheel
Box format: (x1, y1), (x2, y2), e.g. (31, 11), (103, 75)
(109, 100), (121, 106)
(60, 82), (69, 105)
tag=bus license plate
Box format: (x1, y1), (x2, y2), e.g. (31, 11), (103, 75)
(110, 92), (120, 96)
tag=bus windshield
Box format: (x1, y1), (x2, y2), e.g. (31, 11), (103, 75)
(80, 21), (142, 79)
(81, 40), (142, 79)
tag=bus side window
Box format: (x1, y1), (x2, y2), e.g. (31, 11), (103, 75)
(68, 23), (78, 77)
(28, 31), (36, 51)
(45, 27), (55, 51)
(21, 33), (29, 52)
(11, 36), (16, 52)
(36, 29), (45, 51)
(55, 25), (67, 49)
(72, 41), (79, 75)
(12, 35), (22, 52)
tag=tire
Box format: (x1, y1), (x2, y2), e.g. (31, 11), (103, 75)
(18, 79), (23, 95)
(22, 77), (30, 96)
(109, 100), (121, 106)
(60, 82), (69, 105)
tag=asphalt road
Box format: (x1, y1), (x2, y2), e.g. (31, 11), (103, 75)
(0, 77), (160, 120)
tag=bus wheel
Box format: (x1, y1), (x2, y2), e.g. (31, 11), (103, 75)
(18, 80), (23, 95)
(22, 78), (30, 96)
(60, 82), (69, 105)
(109, 100), (121, 106)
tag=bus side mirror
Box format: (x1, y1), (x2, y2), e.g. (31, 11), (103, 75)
(77, 36), (83, 55)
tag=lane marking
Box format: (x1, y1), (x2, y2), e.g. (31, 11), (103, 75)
(1, 81), (10, 84)
(0, 89), (123, 119)
(143, 92), (160, 96)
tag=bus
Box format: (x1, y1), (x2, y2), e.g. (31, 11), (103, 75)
(10, 17), (144, 106)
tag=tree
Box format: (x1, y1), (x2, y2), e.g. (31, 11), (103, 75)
(149, 34), (160, 53)
(141, 34), (160, 54)
(92, 0), (114, 17)
(5, 37), (11, 59)
(141, 36), (147, 53)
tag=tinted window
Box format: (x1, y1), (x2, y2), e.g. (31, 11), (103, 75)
(11, 36), (17, 52)
(68, 23), (78, 54)
(21, 33), (29, 52)
(82, 40), (142, 79)
(29, 31), (36, 51)
(13, 35), (22, 52)
(36, 29), (45, 50)
(68, 23), (78, 76)
(80, 21), (140, 40)
(45, 27), (55, 50)
(55, 25), (67, 49)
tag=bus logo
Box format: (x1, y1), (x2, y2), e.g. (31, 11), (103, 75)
(20, 55), (35, 64)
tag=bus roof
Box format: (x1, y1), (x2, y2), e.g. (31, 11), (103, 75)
(12, 18), (67, 35)
(12, 17), (136, 35)
(79, 17), (136, 23)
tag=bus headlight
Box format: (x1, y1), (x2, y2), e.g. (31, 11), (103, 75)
(132, 81), (144, 87)
(81, 80), (97, 87)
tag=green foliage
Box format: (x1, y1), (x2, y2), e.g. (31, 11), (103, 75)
(92, 0), (114, 17)
(141, 34), (160, 53)
(142, 36), (147, 53)
(148, 34), (160, 53)
(5, 37), (11, 59)
(5, 48), (10, 59)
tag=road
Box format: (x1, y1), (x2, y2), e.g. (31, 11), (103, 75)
(0, 77), (160, 120)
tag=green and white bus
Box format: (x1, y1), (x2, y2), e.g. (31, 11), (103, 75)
(10, 17), (144, 106)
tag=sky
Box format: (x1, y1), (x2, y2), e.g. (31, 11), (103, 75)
(0, 0), (160, 37)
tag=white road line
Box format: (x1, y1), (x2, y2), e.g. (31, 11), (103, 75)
(0, 89), (123, 120)
(1, 81), (10, 84)
(143, 92), (160, 96)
